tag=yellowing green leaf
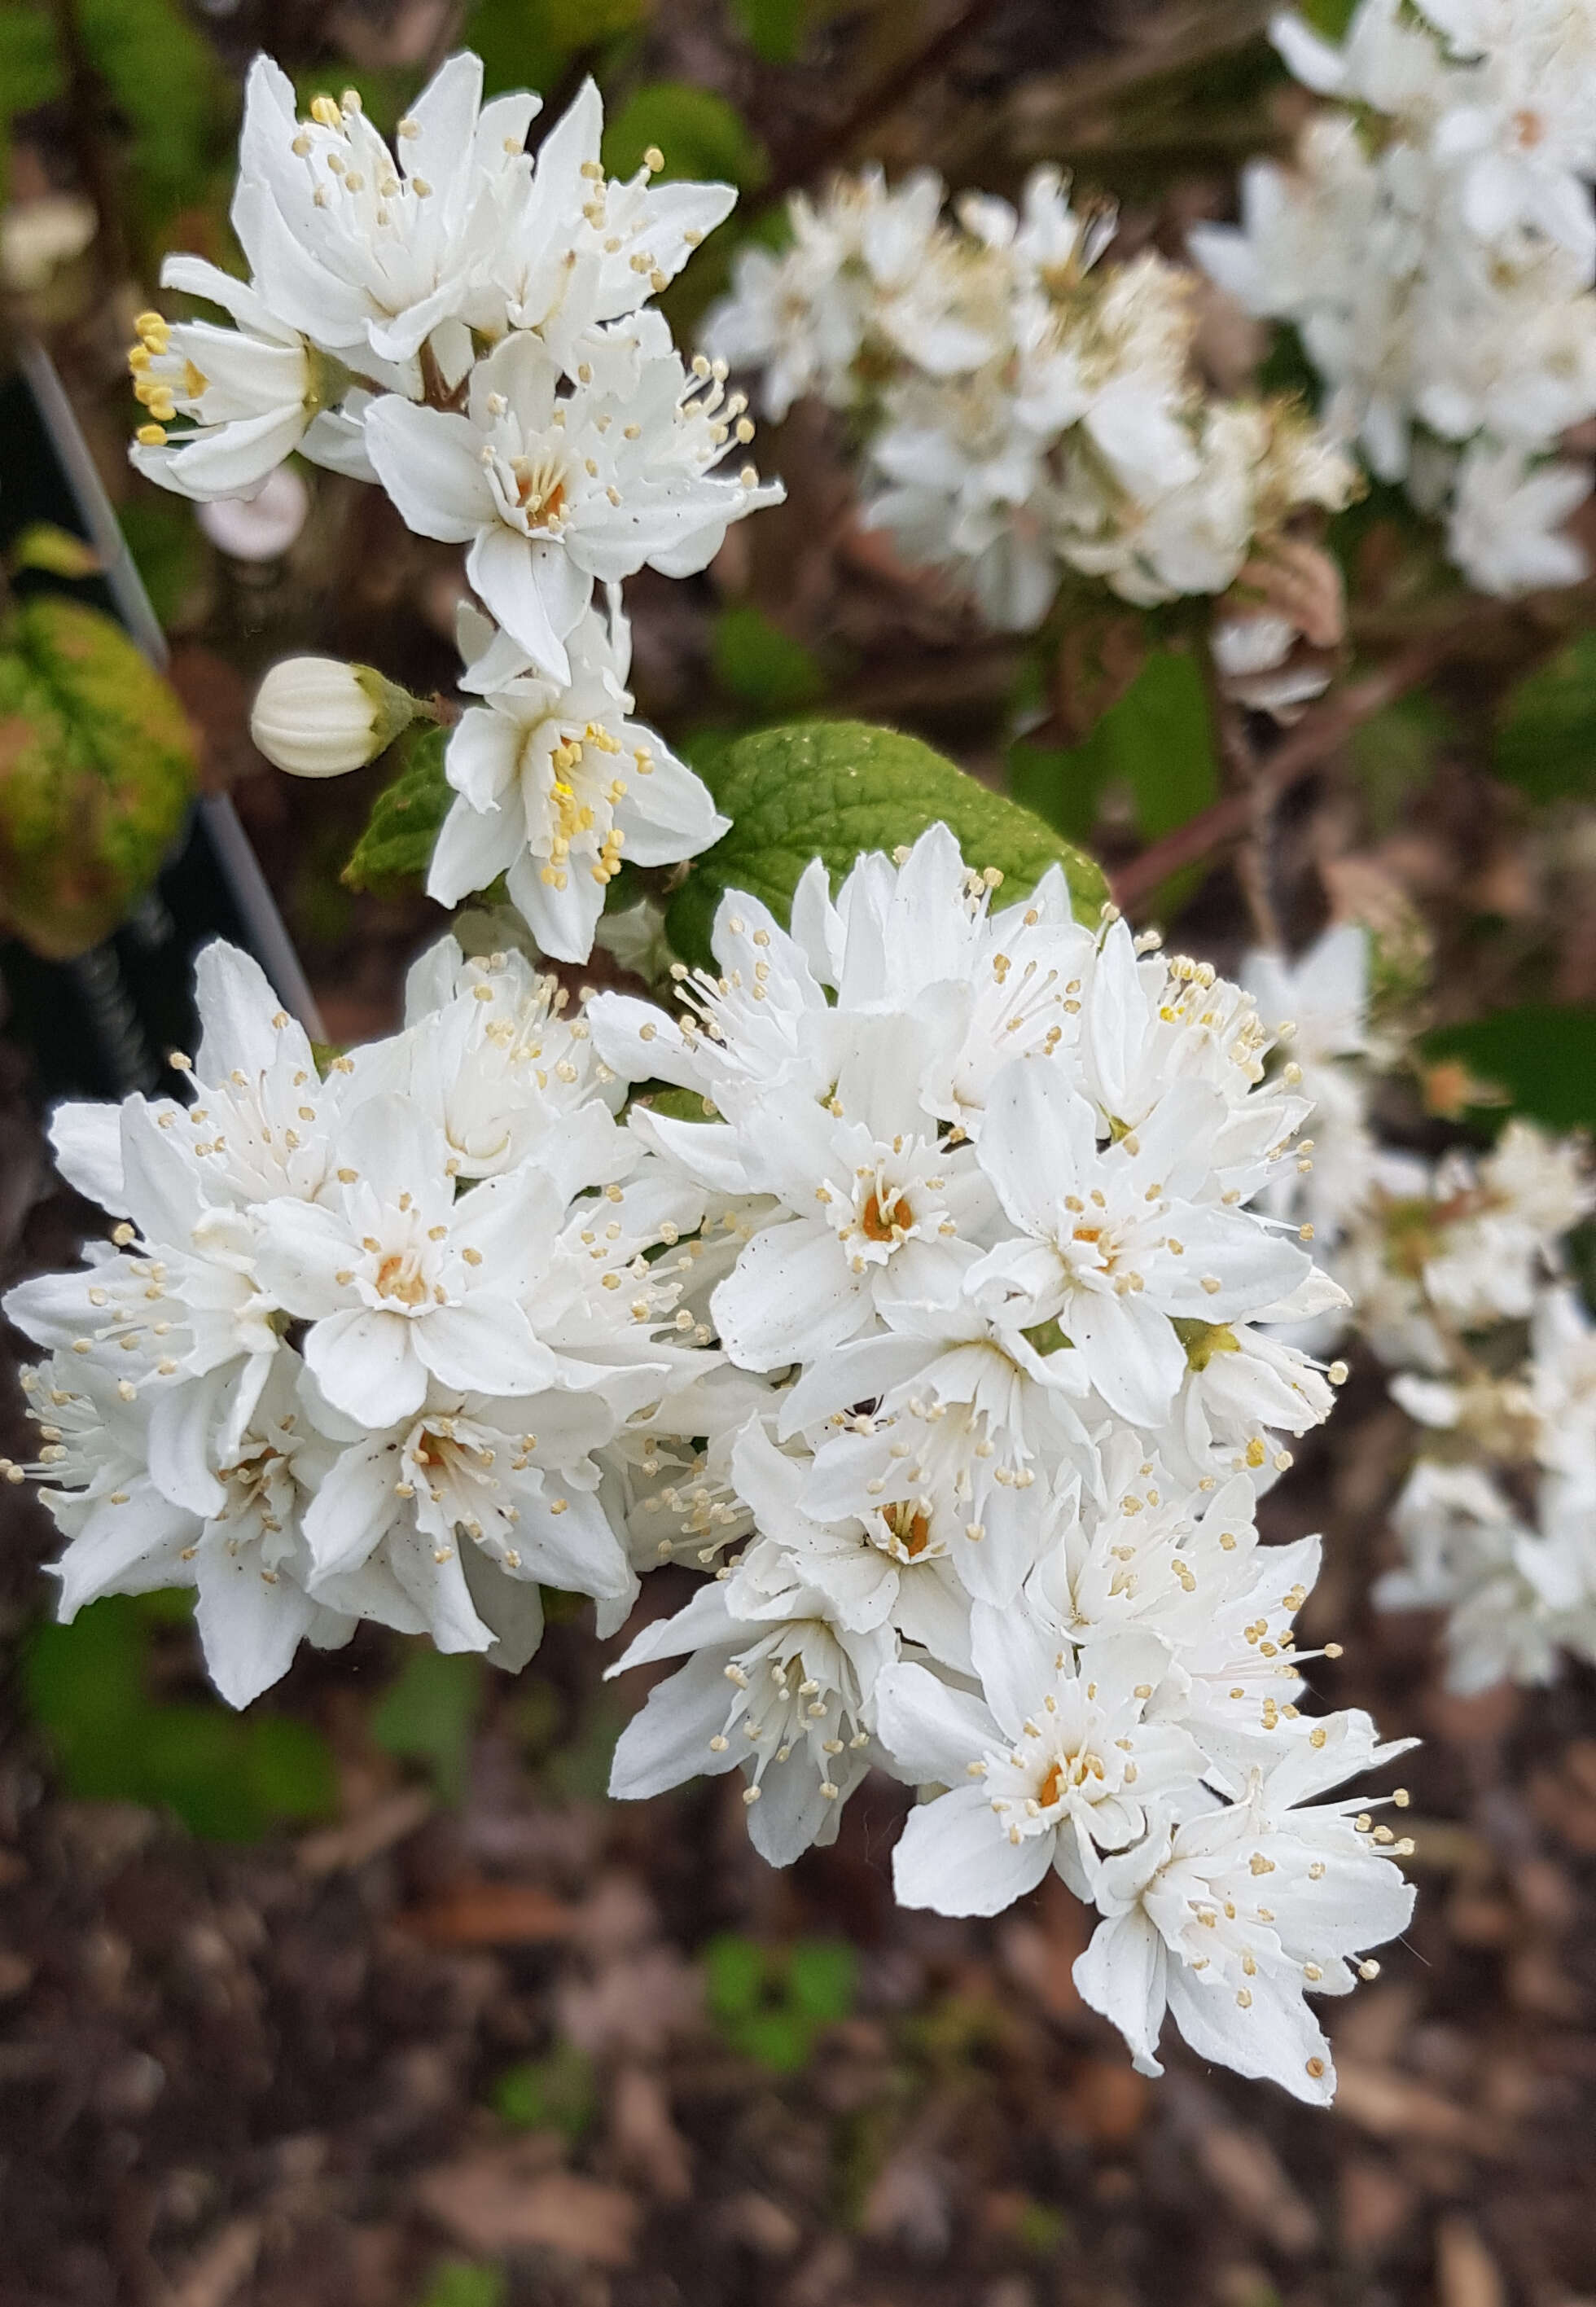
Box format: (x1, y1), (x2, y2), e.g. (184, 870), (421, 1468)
(8, 521), (101, 579)
(0, 594), (196, 958)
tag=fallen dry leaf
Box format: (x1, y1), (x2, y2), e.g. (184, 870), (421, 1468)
(296, 1789), (432, 1878)
(1436, 2213), (1507, 2307)
(1193, 2122), (1319, 2257)
(1333, 2060), (1506, 2156)
(417, 2141), (639, 2265)
(398, 1879), (580, 1946)
(610, 2065), (692, 2204)
(162, 2217), (262, 2307)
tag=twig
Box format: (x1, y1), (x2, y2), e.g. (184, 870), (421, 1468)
(1110, 603), (1512, 914)
(756, 0), (1010, 208)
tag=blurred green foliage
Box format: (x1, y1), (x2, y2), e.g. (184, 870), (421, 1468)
(1493, 633), (1596, 805)
(1349, 692), (1451, 836)
(468, 0), (650, 99)
(603, 81), (768, 188)
(0, 0), (230, 238)
(730, 0), (810, 64)
(1011, 646), (1217, 911)
(1420, 1005), (1596, 1134)
(491, 2040), (597, 2136)
(120, 498), (208, 632)
(24, 1594), (338, 1840)
(416, 2261), (506, 2307)
(370, 1648), (484, 1805)
(711, 603), (826, 713)
(704, 1932), (857, 2071)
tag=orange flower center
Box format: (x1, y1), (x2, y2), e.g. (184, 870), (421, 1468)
(861, 1190), (910, 1243)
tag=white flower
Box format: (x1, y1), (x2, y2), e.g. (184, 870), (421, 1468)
(730, 1419), (974, 1667)
(252, 1094), (574, 1427)
(1528, 1285), (1596, 1481)
(363, 325), (781, 681)
(702, 164), (998, 421)
(1243, 924), (1378, 1249)
(1192, 2), (1596, 590)
(3, 942), (366, 1492)
(374, 934), (626, 1181)
(1073, 1714), (1416, 2103)
(1447, 441), (1591, 595)
(15, 1349), (356, 1708)
(1379, 1458), (1596, 1691)
(128, 258), (370, 502)
(607, 1538), (892, 1866)
(494, 78), (737, 373)
(878, 1624), (1208, 1913)
(251, 656), (420, 779)
(302, 1380), (631, 1664)
(966, 1058), (1310, 1430)
(428, 595), (726, 960)
(198, 467), (312, 561)
(232, 53), (538, 368)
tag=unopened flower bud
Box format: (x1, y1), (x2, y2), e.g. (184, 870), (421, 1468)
(250, 657), (420, 779)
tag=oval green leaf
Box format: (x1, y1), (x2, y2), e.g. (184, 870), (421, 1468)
(664, 718), (1109, 967)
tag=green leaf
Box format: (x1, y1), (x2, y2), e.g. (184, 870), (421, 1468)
(1011, 647), (1217, 914)
(1014, 646), (1217, 832)
(0, 593), (197, 958)
(467, 0), (649, 94)
(1297, 0), (1357, 33)
(1493, 631), (1596, 805)
(491, 2042), (596, 2138)
(1419, 1005), (1596, 1134)
(785, 1939), (856, 2024)
(79, 0), (228, 215)
(1348, 693), (1448, 836)
(603, 81), (766, 188)
(371, 1647), (483, 1805)
(703, 1933), (856, 2070)
(0, 3), (65, 203)
(342, 721), (452, 896)
(9, 522), (101, 580)
(242, 1715), (341, 1824)
(665, 718), (1108, 969)
(704, 1932), (766, 2021)
(730, 0), (809, 62)
(121, 497), (208, 630)
(0, 2), (63, 110)
(22, 1595), (338, 1840)
(418, 2261), (508, 2307)
(711, 603), (825, 713)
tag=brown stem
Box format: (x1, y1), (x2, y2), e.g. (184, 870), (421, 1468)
(756, 0), (1010, 208)
(1110, 603), (1511, 914)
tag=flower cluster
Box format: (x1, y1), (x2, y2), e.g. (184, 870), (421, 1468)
(1241, 928), (1596, 1694)
(1192, 0), (1596, 596)
(702, 164), (1357, 661)
(7, 831), (1416, 2102)
(134, 54), (780, 963)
